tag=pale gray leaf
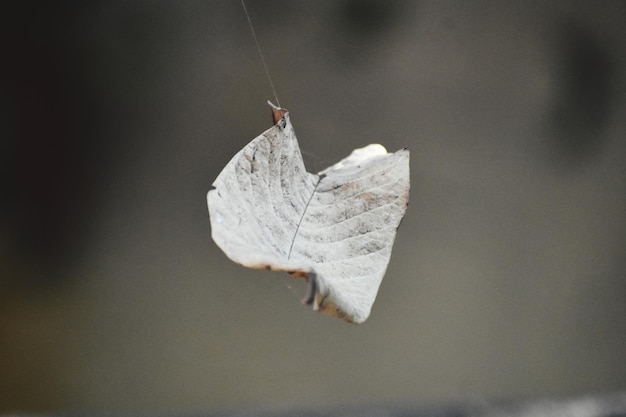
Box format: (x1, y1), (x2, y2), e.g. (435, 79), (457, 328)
(207, 108), (409, 323)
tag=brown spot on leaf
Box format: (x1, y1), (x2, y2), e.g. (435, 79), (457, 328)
(288, 270), (309, 279)
(269, 101), (288, 125)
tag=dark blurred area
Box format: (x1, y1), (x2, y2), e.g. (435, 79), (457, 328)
(547, 20), (616, 167)
(1, 0), (625, 414)
(2, 3), (96, 289)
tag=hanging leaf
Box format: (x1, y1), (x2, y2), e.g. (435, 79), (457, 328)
(207, 103), (409, 323)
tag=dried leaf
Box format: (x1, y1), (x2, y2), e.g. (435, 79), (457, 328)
(207, 103), (409, 323)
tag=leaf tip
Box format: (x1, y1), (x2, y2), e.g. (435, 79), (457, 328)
(268, 100), (288, 125)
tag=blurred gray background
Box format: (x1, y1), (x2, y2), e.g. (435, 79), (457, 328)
(1, 0), (626, 413)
